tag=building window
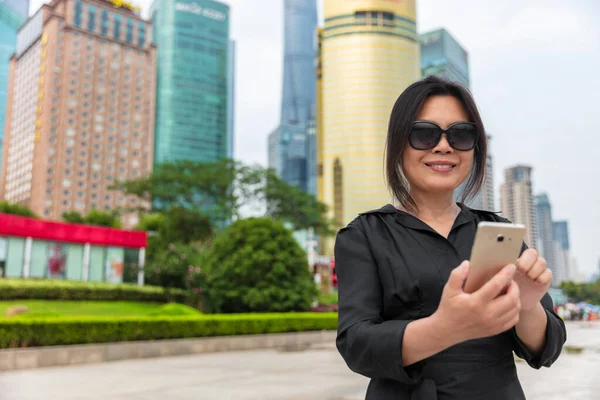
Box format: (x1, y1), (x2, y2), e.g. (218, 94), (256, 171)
(355, 11), (366, 25)
(126, 18), (134, 44)
(101, 10), (109, 36)
(74, 0), (83, 28)
(114, 14), (121, 40)
(381, 12), (394, 26)
(138, 22), (146, 47)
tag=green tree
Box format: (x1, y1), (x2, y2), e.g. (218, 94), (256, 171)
(0, 201), (37, 218)
(560, 279), (600, 305)
(159, 206), (213, 244)
(62, 211), (85, 224)
(135, 213), (165, 232)
(113, 159), (335, 235)
(204, 217), (317, 313)
(84, 208), (122, 228)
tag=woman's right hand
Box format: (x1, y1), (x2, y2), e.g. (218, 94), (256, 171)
(432, 260), (521, 345)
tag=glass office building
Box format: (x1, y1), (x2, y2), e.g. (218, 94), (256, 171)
(151, 0), (231, 165)
(0, 1), (26, 181)
(420, 28), (469, 86)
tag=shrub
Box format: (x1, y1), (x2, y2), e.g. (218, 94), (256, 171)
(0, 313), (338, 348)
(143, 241), (209, 294)
(0, 279), (186, 303)
(204, 218), (317, 313)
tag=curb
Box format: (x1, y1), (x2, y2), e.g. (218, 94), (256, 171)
(0, 330), (337, 372)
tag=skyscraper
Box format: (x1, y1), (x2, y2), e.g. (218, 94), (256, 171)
(552, 221), (570, 251)
(151, 0), (230, 165)
(500, 166), (537, 249)
(0, 0), (26, 182)
(227, 39), (235, 159)
(319, 0), (420, 234)
(536, 193), (563, 284)
(419, 28), (495, 211)
(1, 0), (156, 225)
(420, 28), (469, 86)
(552, 220), (572, 282)
(1, 0), (29, 19)
(268, 0), (317, 192)
(481, 135), (495, 211)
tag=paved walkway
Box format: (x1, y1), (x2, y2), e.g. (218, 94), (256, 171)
(0, 321), (598, 400)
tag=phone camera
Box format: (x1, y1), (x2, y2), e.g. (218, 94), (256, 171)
(497, 235), (504, 242)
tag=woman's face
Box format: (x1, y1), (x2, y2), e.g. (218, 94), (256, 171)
(402, 95), (474, 197)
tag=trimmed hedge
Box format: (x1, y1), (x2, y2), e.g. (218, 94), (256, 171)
(0, 279), (187, 303)
(0, 313), (338, 348)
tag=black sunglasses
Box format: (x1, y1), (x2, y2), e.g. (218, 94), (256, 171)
(409, 121), (478, 151)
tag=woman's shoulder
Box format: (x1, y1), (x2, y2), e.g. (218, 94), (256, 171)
(340, 204), (397, 228)
(462, 205), (512, 224)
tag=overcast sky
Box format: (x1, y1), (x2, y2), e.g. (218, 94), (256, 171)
(29, 0), (600, 278)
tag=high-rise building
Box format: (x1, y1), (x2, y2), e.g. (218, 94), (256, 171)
(420, 28), (469, 87)
(268, 0), (317, 193)
(0, 1), (26, 182)
(419, 28), (495, 211)
(552, 221), (570, 251)
(1, 0), (30, 19)
(227, 39), (235, 159)
(535, 193), (564, 284)
(319, 0), (420, 236)
(1, 0), (156, 225)
(552, 220), (573, 282)
(481, 135), (495, 211)
(500, 165), (537, 249)
(151, 0), (230, 165)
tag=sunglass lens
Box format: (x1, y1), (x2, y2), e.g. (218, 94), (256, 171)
(447, 124), (477, 150)
(410, 123), (440, 150)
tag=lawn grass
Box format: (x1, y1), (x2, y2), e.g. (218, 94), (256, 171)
(0, 300), (182, 318)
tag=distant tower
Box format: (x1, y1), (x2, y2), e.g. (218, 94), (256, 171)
(500, 166), (537, 249)
(268, 0), (317, 192)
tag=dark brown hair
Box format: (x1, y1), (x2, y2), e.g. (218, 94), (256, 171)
(385, 75), (487, 213)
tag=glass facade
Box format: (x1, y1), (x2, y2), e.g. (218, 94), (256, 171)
(151, 0), (230, 164)
(226, 39), (235, 159)
(552, 221), (570, 250)
(420, 28), (469, 87)
(1, 0), (29, 19)
(275, 0), (317, 193)
(0, 1), (25, 182)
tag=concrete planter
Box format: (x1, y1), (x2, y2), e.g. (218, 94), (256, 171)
(0, 330), (337, 372)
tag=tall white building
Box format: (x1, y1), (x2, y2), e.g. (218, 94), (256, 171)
(500, 165), (537, 250)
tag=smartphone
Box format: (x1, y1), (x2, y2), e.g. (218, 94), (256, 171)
(463, 222), (526, 294)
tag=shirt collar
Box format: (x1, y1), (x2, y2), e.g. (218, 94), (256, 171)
(361, 203), (477, 234)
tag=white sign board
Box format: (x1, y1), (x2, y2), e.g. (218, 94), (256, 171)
(175, 2), (227, 21)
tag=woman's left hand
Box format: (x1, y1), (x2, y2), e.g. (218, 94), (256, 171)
(513, 249), (553, 312)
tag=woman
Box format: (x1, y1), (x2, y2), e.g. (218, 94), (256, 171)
(334, 76), (566, 400)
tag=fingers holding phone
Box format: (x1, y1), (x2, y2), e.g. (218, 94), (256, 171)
(434, 262), (522, 344)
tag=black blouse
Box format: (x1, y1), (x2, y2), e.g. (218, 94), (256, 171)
(335, 204), (566, 400)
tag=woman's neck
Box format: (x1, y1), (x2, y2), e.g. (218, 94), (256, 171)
(402, 191), (460, 221)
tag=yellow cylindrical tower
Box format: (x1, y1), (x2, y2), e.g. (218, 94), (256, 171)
(319, 0), (420, 252)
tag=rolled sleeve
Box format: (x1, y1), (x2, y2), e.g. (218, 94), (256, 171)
(511, 293), (567, 368)
(335, 222), (420, 385)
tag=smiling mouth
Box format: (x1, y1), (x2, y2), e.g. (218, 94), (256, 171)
(425, 163), (456, 171)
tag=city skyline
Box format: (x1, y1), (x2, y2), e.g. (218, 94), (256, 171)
(26, 0), (600, 278)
